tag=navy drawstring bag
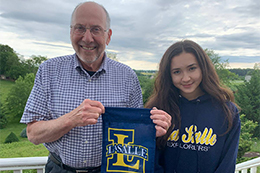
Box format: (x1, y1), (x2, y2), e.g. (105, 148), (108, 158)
(101, 107), (156, 173)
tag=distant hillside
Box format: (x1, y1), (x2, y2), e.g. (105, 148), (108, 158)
(229, 68), (254, 77)
(135, 69), (253, 77)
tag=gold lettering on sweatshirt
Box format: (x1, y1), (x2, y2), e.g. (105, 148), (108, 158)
(168, 125), (217, 146)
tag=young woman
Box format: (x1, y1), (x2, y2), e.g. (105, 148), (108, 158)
(146, 40), (241, 173)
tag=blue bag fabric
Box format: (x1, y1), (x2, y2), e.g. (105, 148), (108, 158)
(102, 107), (156, 173)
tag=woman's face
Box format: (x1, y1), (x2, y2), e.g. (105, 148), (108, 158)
(170, 52), (204, 100)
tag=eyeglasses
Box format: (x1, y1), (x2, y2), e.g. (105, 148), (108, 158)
(70, 24), (108, 36)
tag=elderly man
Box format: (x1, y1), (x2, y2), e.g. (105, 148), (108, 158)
(20, 1), (171, 173)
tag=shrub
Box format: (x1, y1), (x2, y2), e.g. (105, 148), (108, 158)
(0, 102), (8, 129)
(237, 114), (258, 163)
(235, 64), (260, 138)
(4, 132), (19, 143)
(20, 127), (27, 138)
(3, 73), (35, 123)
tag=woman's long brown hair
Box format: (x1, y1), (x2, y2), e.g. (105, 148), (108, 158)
(145, 40), (236, 149)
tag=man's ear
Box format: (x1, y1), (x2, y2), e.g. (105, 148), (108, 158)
(106, 29), (112, 45)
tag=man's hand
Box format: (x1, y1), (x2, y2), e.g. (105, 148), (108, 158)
(67, 99), (105, 127)
(150, 107), (172, 137)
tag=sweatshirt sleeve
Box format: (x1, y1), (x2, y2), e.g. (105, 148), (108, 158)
(214, 107), (241, 173)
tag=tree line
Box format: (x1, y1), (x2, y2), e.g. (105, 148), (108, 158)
(0, 44), (259, 163)
(0, 44), (47, 80)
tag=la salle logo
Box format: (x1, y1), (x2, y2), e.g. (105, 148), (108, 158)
(105, 128), (148, 173)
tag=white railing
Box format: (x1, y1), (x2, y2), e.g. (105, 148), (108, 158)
(235, 157), (260, 173)
(0, 157), (48, 173)
(0, 156), (259, 173)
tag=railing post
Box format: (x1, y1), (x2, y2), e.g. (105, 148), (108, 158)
(250, 167), (257, 173)
(241, 169), (247, 173)
(37, 169), (44, 173)
(13, 170), (22, 173)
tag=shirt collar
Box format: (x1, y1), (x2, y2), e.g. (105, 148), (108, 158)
(73, 53), (108, 73)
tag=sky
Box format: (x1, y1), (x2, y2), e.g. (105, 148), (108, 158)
(0, 0), (259, 70)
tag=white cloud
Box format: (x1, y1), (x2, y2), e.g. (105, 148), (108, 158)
(0, 0), (259, 69)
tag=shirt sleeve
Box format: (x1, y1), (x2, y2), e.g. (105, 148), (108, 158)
(20, 63), (51, 124)
(214, 106), (241, 173)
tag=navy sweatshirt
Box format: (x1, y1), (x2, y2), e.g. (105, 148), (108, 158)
(157, 94), (241, 173)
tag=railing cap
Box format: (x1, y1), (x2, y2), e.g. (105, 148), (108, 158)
(0, 157), (48, 167)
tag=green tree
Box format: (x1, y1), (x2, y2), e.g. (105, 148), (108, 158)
(5, 55), (27, 80)
(237, 114), (258, 163)
(205, 49), (238, 86)
(24, 55), (48, 74)
(235, 64), (260, 137)
(142, 78), (155, 105)
(135, 70), (156, 105)
(229, 68), (254, 77)
(0, 44), (16, 75)
(0, 102), (8, 129)
(3, 73), (35, 122)
(0, 44), (22, 79)
(0, 45), (47, 79)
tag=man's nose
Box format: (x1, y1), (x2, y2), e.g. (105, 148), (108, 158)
(82, 29), (94, 42)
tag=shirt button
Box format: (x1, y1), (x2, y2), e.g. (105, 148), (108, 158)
(85, 140), (88, 143)
(88, 79), (91, 82)
(83, 160), (87, 163)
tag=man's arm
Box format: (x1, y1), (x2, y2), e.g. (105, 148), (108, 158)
(27, 99), (105, 145)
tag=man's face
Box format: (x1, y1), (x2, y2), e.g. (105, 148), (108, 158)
(70, 2), (112, 69)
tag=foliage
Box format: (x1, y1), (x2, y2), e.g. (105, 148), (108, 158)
(229, 68), (254, 77)
(0, 44), (47, 80)
(142, 77), (155, 105)
(20, 127), (27, 138)
(0, 44), (22, 80)
(135, 71), (151, 89)
(251, 139), (260, 153)
(0, 102), (8, 129)
(205, 49), (238, 86)
(235, 64), (260, 137)
(0, 80), (15, 103)
(135, 70), (156, 105)
(4, 132), (19, 143)
(0, 44), (17, 75)
(0, 80), (15, 129)
(3, 73), (35, 123)
(24, 55), (48, 74)
(237, 114), (258, 162)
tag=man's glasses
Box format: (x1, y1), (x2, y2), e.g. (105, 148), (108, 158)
(71, 24), (108, 36)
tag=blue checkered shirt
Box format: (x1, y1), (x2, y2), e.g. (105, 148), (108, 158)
(20, 53), (143, 168)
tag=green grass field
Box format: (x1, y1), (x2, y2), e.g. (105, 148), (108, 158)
(0, 80), (15, 102)
(0, 123), (48, 158)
